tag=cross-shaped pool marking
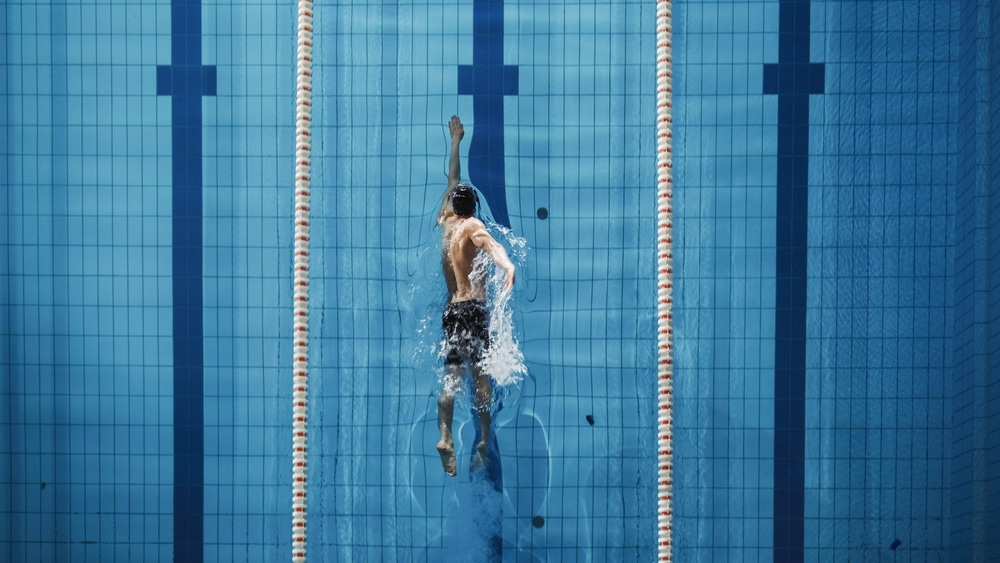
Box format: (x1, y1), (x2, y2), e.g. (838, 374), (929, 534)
(458, 0), (518, 228)
(763, 1), (824, 561)
(155, 1), (216, 560)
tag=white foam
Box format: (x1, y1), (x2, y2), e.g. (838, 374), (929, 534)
(477, 223), (528, 388)
(414, 222), (528, 400)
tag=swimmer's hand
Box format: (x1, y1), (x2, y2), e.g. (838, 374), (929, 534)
(502, 268), (515, 296)
(450, 115), (465, 143)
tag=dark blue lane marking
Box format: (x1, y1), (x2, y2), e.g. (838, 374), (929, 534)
(156, 1), (216, 560)
(458, 0), (518, 228)
(762, 1), (824, 560)
(456, 5), (513, 558)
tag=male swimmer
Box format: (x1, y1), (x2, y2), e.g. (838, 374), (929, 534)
(435, 115), (516, 477)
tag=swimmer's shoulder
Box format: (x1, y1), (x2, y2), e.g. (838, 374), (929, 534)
(460, 216), (486, 232)
(444, 216), (486, 244)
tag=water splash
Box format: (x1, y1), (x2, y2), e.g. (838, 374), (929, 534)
(411, 222), (528, 404)
(476, 223), (528, 388)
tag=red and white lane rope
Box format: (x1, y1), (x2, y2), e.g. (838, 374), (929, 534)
(292, 0), (313, 561)
(656, 0), (674, 560)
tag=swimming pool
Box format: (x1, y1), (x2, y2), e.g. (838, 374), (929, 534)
(3, 0), (1000, 561)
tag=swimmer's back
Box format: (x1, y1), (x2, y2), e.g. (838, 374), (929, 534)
(441, 215), (487, 303)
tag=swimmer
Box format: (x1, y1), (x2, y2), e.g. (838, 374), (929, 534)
(435, 115), (516, 477)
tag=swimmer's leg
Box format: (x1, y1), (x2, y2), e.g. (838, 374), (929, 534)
(470, 365), (492, 471)
(437, 365), (461, 477)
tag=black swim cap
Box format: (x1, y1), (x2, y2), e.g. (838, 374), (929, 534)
(452, 183), (478, 216)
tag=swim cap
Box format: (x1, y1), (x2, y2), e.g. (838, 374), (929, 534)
(452, 183), (478, 216)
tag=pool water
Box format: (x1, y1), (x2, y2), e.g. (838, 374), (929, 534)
(4, 0), (1000, 561)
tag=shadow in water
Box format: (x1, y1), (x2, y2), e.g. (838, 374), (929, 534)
(408, 399), (506, 562)
(442, 403), (504, 562)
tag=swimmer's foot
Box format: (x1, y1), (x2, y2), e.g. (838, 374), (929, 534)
(470, 440), (489, 472)
(437, 440), (457, 477)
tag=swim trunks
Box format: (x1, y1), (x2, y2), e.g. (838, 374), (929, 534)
(442, 299), (490, 365)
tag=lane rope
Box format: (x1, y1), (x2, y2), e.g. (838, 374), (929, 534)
(288, 2), (672, 559)
(656, 0), (675, 560)
(292, 0), (313, 561)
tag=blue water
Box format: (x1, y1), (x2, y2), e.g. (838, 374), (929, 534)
(4, 0), (1000, 562)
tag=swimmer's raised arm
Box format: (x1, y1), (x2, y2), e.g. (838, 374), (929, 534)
(448, 116), (464, 188)
(438, 116), (465, 224)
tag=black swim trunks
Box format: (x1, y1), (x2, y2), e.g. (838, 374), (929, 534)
(442, 299), (490, 365)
